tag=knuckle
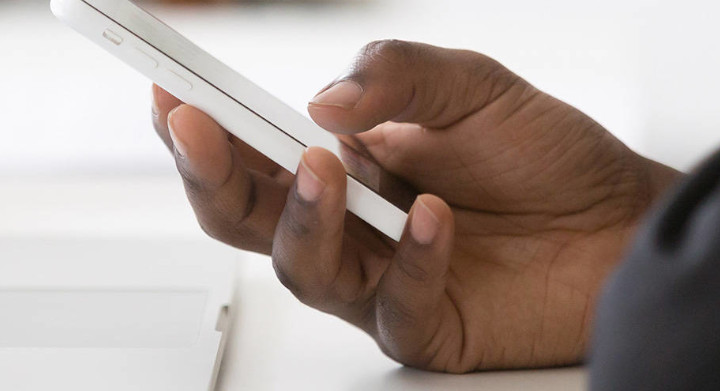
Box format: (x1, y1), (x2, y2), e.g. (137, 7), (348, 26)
(396, 258), (431, 283)
(197, 218), (222, 241)
(376, 293), (418, 328)
(223, 179), (256, 230)
(272, 260), (299, 295)
(485, 65), (523, 98)
(196, 215), (270, 254)
(364, 39), (412, 57)
(189, 172), (256, 238)
(194, 205), (244, 243)
(327, 280), (362, 308)
(271, 241), (346, 309)
(464, 53), (524, 102)
(176, 160), (203, 193)
(356, 39), (415, 70)
(271, 247), (301, 293)
(394, 246), (431, 283)
(196, 215), (238, 245)
(271, 247), (318, 305)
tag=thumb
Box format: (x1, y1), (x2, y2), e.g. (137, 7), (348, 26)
(307, 40), (528, 133)
(375, 194), (456, 368)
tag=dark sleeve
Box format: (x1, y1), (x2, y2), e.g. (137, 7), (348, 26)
(589, 151), (720, 391)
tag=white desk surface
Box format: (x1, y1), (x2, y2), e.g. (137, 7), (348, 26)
(0, 177), (237, 391)
(0, 176), (586, 390)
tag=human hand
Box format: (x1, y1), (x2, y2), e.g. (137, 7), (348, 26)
(151, 40), (681, 372)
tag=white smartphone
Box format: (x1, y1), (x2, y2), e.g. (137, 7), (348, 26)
(51, 0), (416, 241)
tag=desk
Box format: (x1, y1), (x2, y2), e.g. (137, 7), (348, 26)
(0, 177), (585, 390)
(0, 177), (236, 391)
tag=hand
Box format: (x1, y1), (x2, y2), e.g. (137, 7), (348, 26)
(151, 40), (681, 372)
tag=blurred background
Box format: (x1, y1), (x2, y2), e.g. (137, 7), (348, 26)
(0, 0), (718, 390)
(2, 0), (720, 176)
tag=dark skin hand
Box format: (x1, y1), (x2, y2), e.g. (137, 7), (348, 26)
(151, 40), (682, 373)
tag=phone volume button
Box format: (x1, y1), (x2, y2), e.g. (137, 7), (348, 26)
(102, 29), (123, 46)
(164, 69), (193, 91)
(131, 47), (159, 69)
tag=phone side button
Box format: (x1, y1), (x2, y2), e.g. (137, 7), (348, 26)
(165, 69), (193, 91)
(131, 47), (159, 69)
(102, 29), (123, 46)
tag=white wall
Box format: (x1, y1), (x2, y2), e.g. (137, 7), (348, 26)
(1, 0), (719, 175)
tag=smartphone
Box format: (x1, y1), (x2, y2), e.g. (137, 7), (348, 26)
(51, 0), (417, 241)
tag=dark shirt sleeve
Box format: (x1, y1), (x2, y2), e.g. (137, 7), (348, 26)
(590, 151), (720, 391)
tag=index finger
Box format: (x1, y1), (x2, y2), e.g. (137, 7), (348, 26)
(151, 84), (288, 181)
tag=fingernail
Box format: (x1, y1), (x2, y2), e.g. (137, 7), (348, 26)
(410, 198), (440, 245)
(167, 106), (187, 158)
(309, 80), (364, 110)
(151, 88), (159, 118)
(296, 152), (326, 202)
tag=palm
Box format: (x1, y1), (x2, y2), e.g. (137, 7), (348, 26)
(334, 87), (649, 371)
